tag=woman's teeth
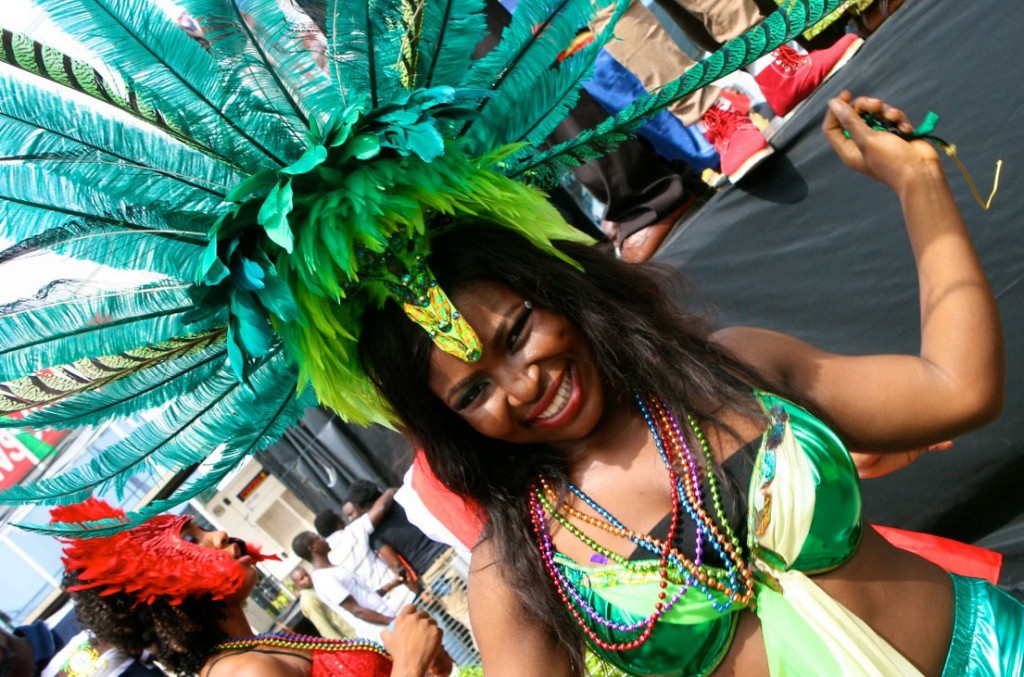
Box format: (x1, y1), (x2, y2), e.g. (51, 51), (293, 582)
(538, 373), (572, 420)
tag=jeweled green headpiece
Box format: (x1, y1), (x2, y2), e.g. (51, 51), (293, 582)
(0, 0), (842, 532)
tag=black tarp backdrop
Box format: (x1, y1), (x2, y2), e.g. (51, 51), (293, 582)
(257, 407), (413, 515)
(655, 0), (1024, 590)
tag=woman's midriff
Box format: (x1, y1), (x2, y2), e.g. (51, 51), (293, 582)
(712, 527), (956, 676)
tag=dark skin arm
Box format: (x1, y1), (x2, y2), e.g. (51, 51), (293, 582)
(367, 487), (398, 527)
(340, 596), (394, 625)
(713, 93), (1004, 452)
(375, 543), (422, 595)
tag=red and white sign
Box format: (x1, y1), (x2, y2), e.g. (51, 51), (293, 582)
(0, 431), (40, 490)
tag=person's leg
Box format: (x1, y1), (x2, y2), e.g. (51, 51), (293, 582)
(676, 0), (864, 117)
(670, 0), (763, 43)
(592, 2), (772, 183)
(592, 1), (718, 126)
(550, 90), (694, 261)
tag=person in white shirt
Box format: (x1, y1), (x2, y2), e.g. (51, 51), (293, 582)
(313, 488), (417, 613)
(293, 531), (409, 628)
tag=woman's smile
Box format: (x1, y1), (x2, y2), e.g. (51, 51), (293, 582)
(428, 282), (606, 445)
(529, 364), (584, 427)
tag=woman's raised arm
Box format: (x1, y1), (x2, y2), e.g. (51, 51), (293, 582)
(714, 92), (1004, 451)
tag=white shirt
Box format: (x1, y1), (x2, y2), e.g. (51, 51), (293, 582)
(325, 515), (415, 613)
(310, 565), (394, 617)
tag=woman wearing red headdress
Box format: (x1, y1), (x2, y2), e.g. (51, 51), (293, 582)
(53, 498), (448, 677)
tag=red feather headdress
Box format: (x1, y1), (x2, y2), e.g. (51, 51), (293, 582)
(52, 498), (276, 605)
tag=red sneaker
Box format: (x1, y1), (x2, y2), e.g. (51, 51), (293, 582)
(701, 104), (772, 183)
(754, 34), (864, 117)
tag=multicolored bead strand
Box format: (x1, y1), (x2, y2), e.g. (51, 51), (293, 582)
(646, 397), (751, 605)
(530, 394), (757, 653)
(215, 632), (391, 659)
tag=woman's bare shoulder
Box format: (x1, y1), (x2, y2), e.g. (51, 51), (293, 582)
(203, 649), (311, 677)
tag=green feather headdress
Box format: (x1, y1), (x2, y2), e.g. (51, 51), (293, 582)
(0, 0), (841, 534)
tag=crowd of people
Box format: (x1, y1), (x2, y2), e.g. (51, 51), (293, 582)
(4, 0), (1023, 676)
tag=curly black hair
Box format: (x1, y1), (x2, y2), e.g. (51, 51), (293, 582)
(66, 571), (227, 676)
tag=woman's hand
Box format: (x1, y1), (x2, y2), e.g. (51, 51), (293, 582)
(822, 91), (942, 194)
(381, 605), (443, 677)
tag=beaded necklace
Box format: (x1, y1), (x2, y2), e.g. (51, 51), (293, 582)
(214, 631), (391, 659)
(529, 394), (755, 653)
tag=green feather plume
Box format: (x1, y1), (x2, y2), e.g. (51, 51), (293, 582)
(35, 0), (300, 170)
(0, 29), (195, 151)
(487, 0), (629, 150)
(176, 0), (343, 138)
(0, 220), (206, 280)
(414, 0), (487, 88)
(324, 0), (408, 107)
(0, 64), (239, 202)
(462, 0), (597, 153)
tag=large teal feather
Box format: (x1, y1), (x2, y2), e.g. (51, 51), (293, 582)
(0, 65), (241, 201)
(509, 0), (842, 183)
(0, 330), (227, 428)
(0, 346), (300, 506)
(414, 0), (487, 88)
(324, 0), (407, 107)
(35, 0), (297, 171)
(488, 0), (628, 150)
(0, 282), (224, 382)
(0, 220), (206, 280)
(179, 0), (344, 131)
(0, 162), (214, 250)
(461, 0), (597, 152)
(14, 383), (311, 536)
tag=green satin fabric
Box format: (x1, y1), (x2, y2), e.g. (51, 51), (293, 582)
(941, 573), (1024, 676)
(557, 394), (863, 676)
(558, 557), (742, 677)
(759, 393), (862, 572)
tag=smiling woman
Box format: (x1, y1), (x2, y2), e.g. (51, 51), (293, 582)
(357, 95), (1022, 677)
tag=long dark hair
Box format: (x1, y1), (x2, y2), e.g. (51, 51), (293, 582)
(67, 571), (227, 676)
(360, 226), (764, 670)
